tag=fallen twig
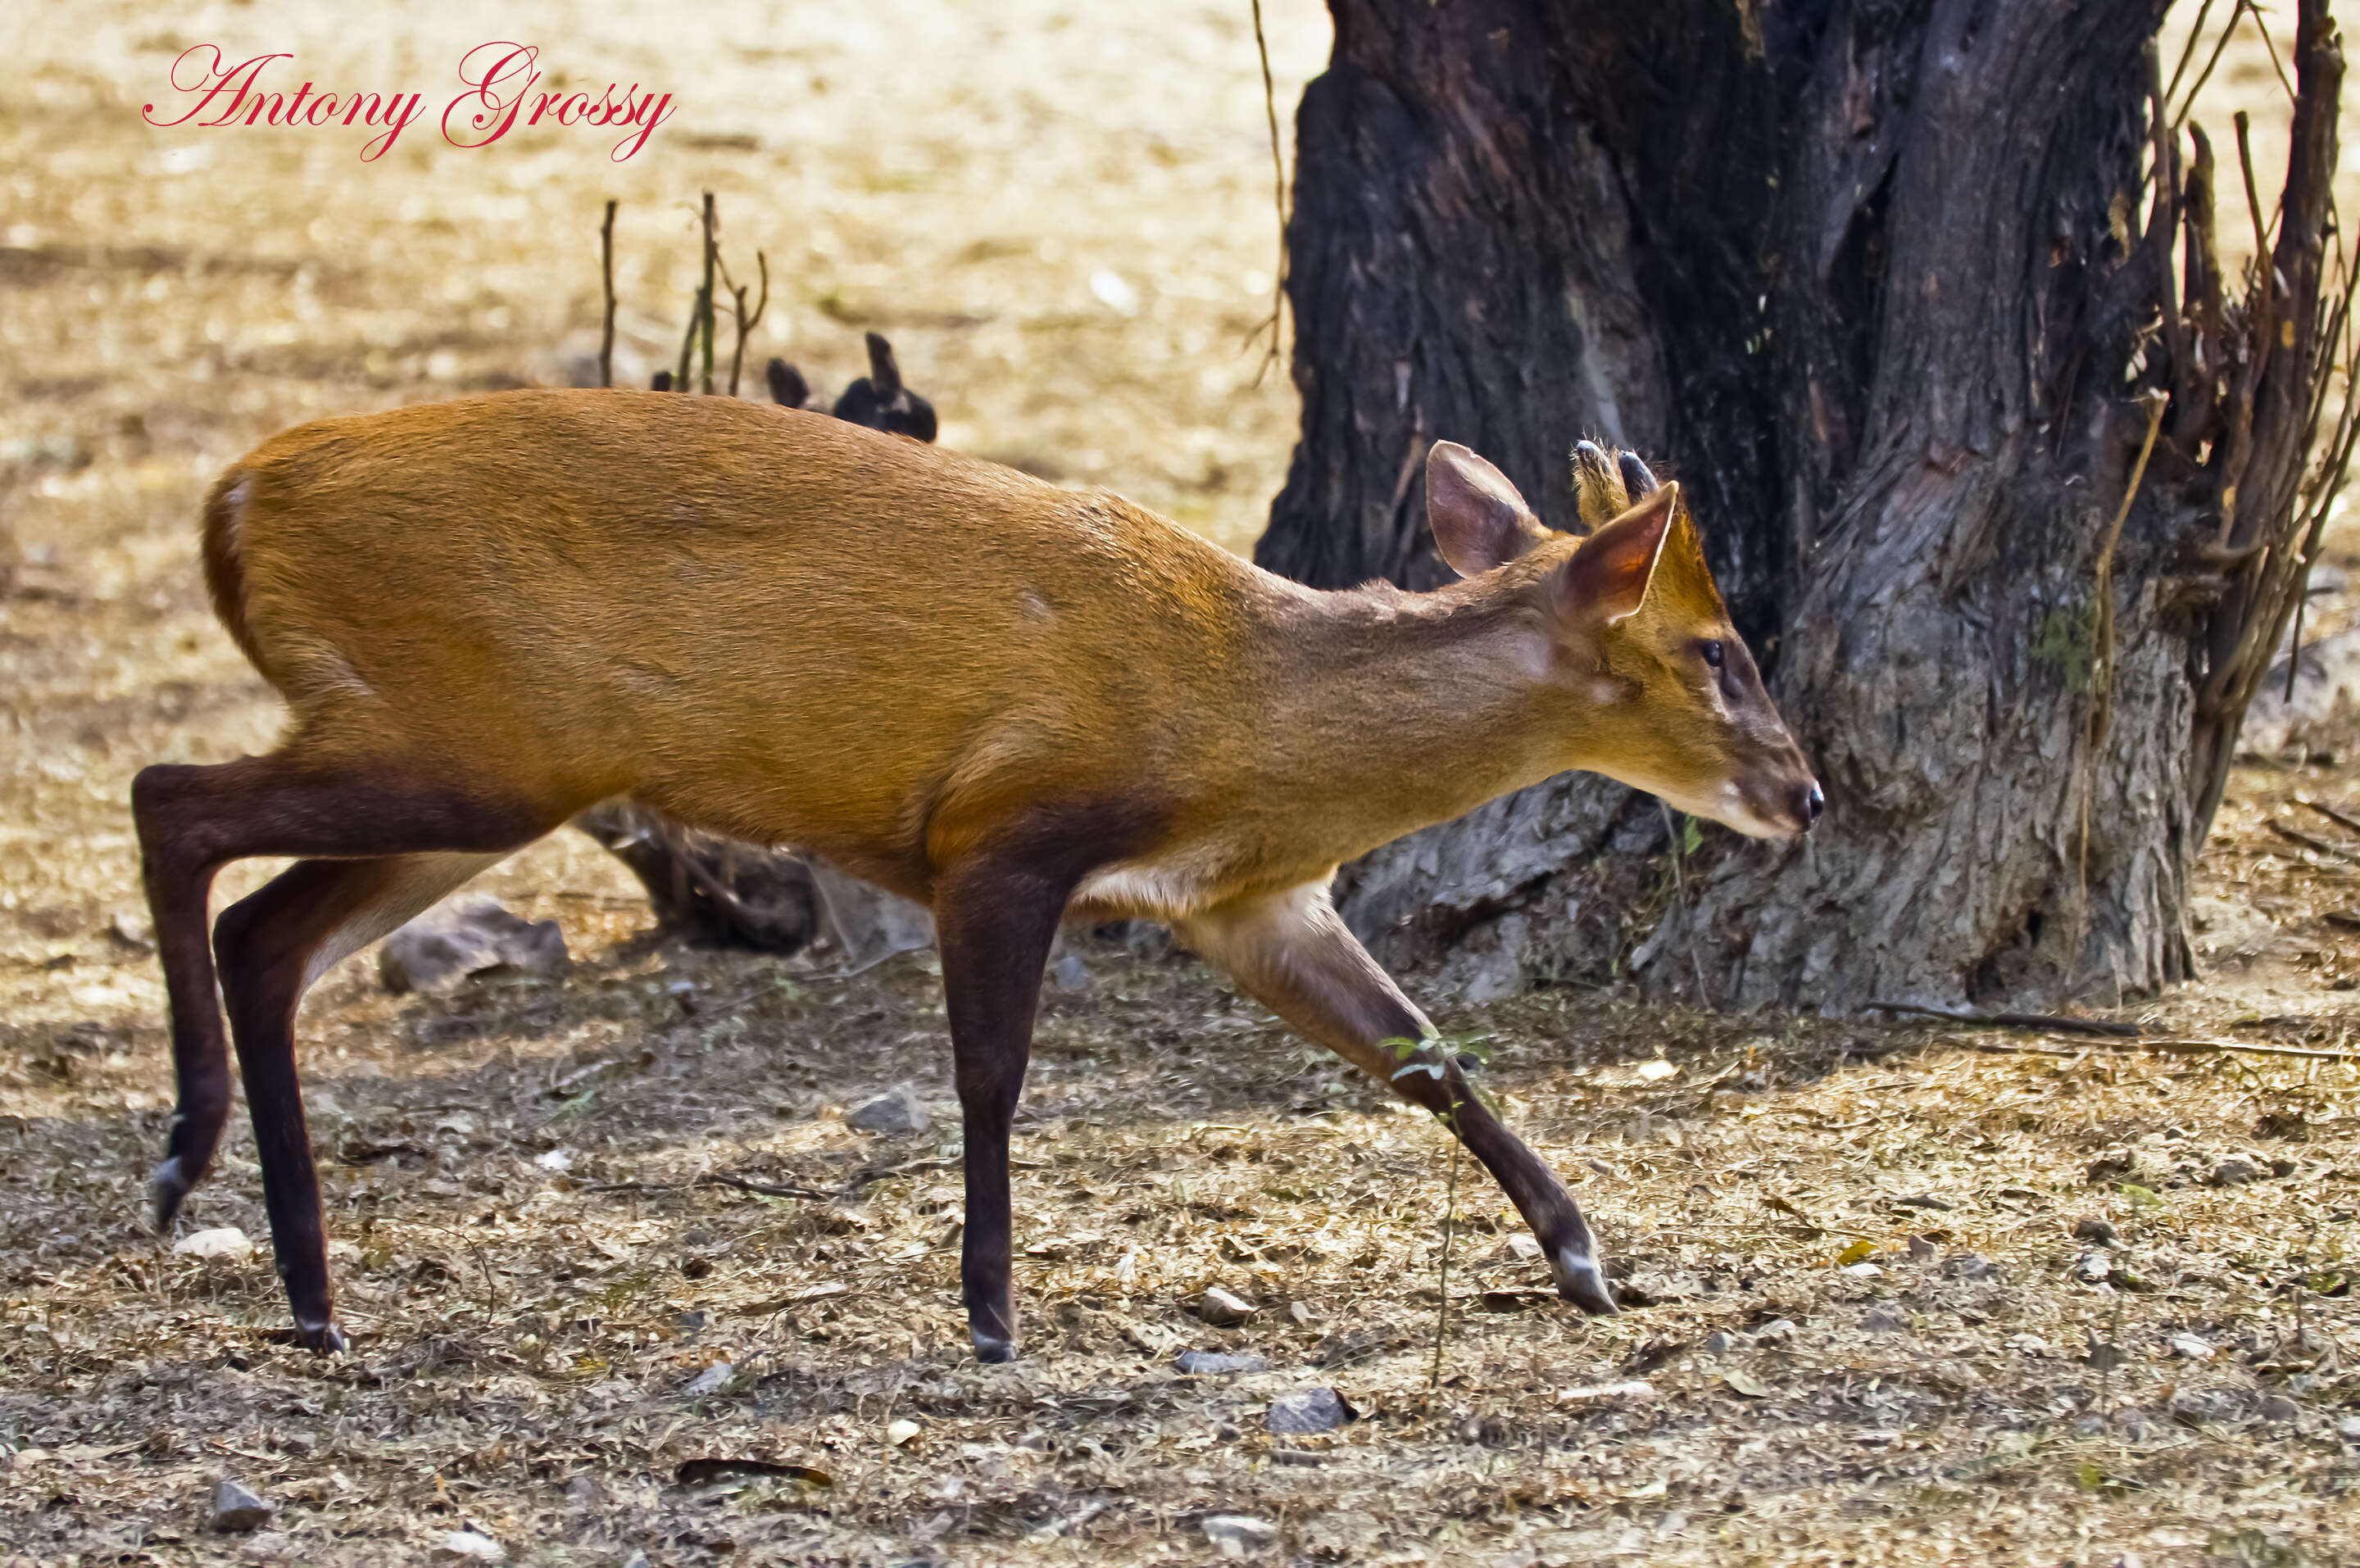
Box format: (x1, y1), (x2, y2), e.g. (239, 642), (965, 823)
(1950, 1034), (2358, 1064)
(586, 1172), (833, 1202)
(1867, 1001), (2141, 1037)
(2267, 819), (2360, 863)
(2296, 796), (2360, 838)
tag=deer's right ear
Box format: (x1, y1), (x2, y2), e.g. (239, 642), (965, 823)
(1555, 482), (1678, 623)
(1426, 442), (1551, 578)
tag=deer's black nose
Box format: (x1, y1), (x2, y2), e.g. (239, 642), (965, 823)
(1800, 782), (1824, 829)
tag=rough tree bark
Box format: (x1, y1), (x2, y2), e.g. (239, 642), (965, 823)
(1259, 0), (2349, 1010)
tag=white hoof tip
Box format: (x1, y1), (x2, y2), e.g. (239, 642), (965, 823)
(1551, 1252), (1620, 1316)
(297, 1321), (349, 1356)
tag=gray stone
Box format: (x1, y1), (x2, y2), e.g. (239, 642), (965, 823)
(2169, 1333), (2212, 1361)
(2259, 1394), (2301, 1423)
(210, 1478), (271, 1532)
(2339, 1415), (2360, 1441)
(1907, 1235), (1938, 1262)
(1945, 1253), (1997, 1281)
(2211, 1157), (2262, 1187)
(2168, 1385), (2245, 1425)
(806, 857), (934, 967)
(1053, 952), (1090, 991)
(1176, 1351), (1268, 1375)
(1266, 1387), (1354, 1434)
(1860, 1305), (1908, 1334)
(683, 1362), (733, 1396)
(2076, 1252), (2112, 1285)
(380, 896), (569, 994)
(1201, 1515), (1278, 1558)
(2242, 628), (2360, 754)
(846, 1084), (930, 1136)
(1701, 1330), (1735, 1355)
(1752, 1317), (1800, 1345)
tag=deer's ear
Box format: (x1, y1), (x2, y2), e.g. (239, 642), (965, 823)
(1426, 442), (1550, 578)
(1555, 482), (1679, 623)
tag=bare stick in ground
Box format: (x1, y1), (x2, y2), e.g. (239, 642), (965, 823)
(699, 191), (718, 394)
(721, 250), (769, 398)
(598, 199), (617, 389)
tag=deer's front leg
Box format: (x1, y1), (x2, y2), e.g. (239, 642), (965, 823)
(1178, 883), (1617, 1315)
(933, 854), (1073, 1362)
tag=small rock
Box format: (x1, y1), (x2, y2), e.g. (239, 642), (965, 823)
(1701, 1330), (1734, 1355)
(2270, 1157), (2299, 1178)
(1201, 1514), (1278, 1559)
(1266, 1387), (1354, 1434)
(379, 896), (568, 994)
(2072, 1217), (2117, 1246)
(1841, 1262), (1884, 1279)
(2168, 1385), (2244, 1425)
(1505, 1234), (1543, 1262)
(107, 908), (155, 950)
(1195, 1286), (1255, 1326)
(1554, 1380), (1655, 1404)
(846, 1084), (930, 1136)
(1053, 952), (1090, 991)
(1860, 1305), (1908, 1334)
(2169, 1333), (2212, 1361)
(533, 1148), (573, 1172)
(2211, 1156), (2262, 1187)
(1752, 1317), (1800, 1345)
(886, 1418), (922, 1448)
(175, 1227), (253, 1259)
(1945, 1253), (1996, 1281)
(2076, 1252), (2112, 1285)
(2085, 1149), (2136, 1185)
(1287, 1301), (1314, 1326)
(433, 1530), (504, 1563)
(209, 1478), (272, 1532)
(1175, 1351), (1268, 1375)
(2259, 1394), (2301, 1422)
(683, 1362), (733, 1396)
(2338, 1415), (2360, 1441)
(1907, 1235), (1937, 1262)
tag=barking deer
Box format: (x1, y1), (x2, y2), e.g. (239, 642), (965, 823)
(134, 398), (1818, 1357)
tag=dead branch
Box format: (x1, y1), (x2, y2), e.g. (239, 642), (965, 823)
(1866, 1002), (2142, 1037)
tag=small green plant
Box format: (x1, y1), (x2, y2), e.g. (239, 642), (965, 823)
(1383, 1031), (1496, 1394)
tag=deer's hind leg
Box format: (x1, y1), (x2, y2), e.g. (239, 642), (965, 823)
(215, 853), (506, 1348)
(130, 753), (559, 1350)
(1177, 882), (1618, 1316)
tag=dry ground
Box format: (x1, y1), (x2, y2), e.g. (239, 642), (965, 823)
(4, 4), (2360, 1566)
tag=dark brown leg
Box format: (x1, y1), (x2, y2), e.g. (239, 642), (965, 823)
(129, 754), (551, 1350)
(214, 854), (505, 1348)
(1178, 883), (1618, 1315)
(933, 855), (1074, 1362)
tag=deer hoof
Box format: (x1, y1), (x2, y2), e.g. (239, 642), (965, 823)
(295, 1319), (349, 1356)
(1551, 1249), (1620, 1316)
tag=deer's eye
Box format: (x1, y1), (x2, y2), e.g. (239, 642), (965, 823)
(1700, 640), (1725, 671)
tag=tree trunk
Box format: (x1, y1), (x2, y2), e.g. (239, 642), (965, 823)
(1260, 0), (2348, 1010)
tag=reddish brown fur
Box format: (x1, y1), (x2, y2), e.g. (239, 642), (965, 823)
(144, 393), (1817, 1357)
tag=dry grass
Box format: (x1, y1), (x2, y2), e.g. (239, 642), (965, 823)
(4, 3), (2360, 1566)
